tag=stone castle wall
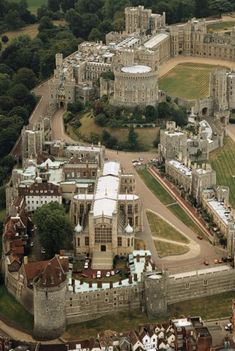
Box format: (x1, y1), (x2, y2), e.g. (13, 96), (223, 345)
(65, 283), (142, 324)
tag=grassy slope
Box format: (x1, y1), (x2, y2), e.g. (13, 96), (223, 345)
(207, 21), (235, 32)
(159, 63), (226, 100)
(210, 136), (235, 208)
(146, 210), (189, 243)
(0, 286), (33, 331)
(138, 168), (205, 237)
(64, 291), (235, 340)
(154, 240), (189, 257)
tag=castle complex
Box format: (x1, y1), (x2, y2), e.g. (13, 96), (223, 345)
(3, 5), (235, 342)
(49, 5), (235, 122)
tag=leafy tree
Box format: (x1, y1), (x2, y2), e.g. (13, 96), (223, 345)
(33, 202), (73, 258)
(8, 106), (29, 122)
(95, 113), (108, 127)
(0, 186), (6, 209)
(38, 16), (55, 31)
(67, 101), (83, 114)
(48, 0), (61, 12)
(13, 67), (37, 90)
(88, 28), (102, 42)
(127, 125), (138, 151)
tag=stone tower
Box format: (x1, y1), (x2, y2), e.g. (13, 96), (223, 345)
(33, 256), (68, 340)
(143, 270), (168, 318)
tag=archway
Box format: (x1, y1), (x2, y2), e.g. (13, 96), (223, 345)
(60, 101), (65, 108)
(202, 107), (208, 116)
(101, 245), (106, 252)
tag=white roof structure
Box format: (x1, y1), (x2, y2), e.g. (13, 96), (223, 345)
(93, 161), (121, 217)
(207, 199), (231, 225)
(121, 65), (152, 74)
(103, 161), (120, 176)
(168, 160), (192, 177)
(67, 145), (102, 153)
(144, 33), (169, 49)
(170, 264), (231, 280)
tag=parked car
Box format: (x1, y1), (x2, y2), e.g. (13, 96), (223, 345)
(30, 241), (34, 247)
(106, 271), (110, 277)
(197, 236), (203, 240)
(225, 323), (233, 331)
(41, 247), (46, 254)
(111, 270), (115, 276)
(203, 260), (209, 266)
(96, 271), (101, 278)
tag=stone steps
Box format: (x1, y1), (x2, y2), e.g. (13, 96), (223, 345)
(92, 251), (113, 270)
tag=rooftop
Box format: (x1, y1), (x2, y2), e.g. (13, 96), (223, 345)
(144, 33), (169, 49)
(207, 199), (232, 225)
(168, 160), (192, 177)
(121, 65), (152, 74)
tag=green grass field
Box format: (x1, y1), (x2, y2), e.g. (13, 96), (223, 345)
(210, 136), (235, 208)
(64, 291), (235, 340)
(69, 112), (159, 151)
(154, 240), (189, 257)
(138, 168), (205, 237)
(0, 285), (33, 331)
(207, 21), (235, 33)
(146, 210), (189, 243)
(159, 63), (227, 100)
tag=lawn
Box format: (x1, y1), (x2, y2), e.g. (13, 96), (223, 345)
(154, 240), (189, 257)
(138, 168), (205, 237)
(207, 21), (235, 33)
(159, 63), (227, 100)
(146, 210), (189, 243)
(0, 285), (33, 331)
(64, 291), (235, 340)
(1, 20), (67, 50)
(68, 112), (159, 151)
(210, 136), (235, 208)
(9, 0), (46, 13)
(138, 168), (175, 205)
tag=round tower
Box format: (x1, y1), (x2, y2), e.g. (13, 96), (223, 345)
(33, 256), (67, 340)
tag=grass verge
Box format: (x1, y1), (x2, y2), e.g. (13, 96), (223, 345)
(138, 168), (175, 205)
(64, 291), (234, 340)
(154, 240), (189, 257)
(146, 210), (189, 243)
(0, 285), (33, 331)
(207, 21), (235, 33)
(210, 136), (235, 208)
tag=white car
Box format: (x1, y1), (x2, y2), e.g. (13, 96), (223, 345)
(106, 271), (110, 277)
(96, 270), (101, 278)
(41, 247), (46, 254)
(84, 262), (89, 269)
(225, 323), (233, 331)
(111, 270), (115, 276)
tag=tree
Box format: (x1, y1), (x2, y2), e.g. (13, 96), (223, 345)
(127, 125), (138, 151)
(13, 67), (37, 90)
(48, 0), (61, 12)
(88, 28), (102, 42)
(33, 202), (73, 258)
(67, 101), (83, 114)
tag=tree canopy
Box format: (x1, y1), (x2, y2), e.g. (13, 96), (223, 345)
(33, 202), (73, 259)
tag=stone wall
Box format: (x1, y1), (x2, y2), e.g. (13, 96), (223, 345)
(65, 283), (142, 324)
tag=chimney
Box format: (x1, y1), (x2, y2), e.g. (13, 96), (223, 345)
(23, 256), (28, 264)
(119, 279), (122, 285)
(152, 262), (156, 271)
(80, 279), (83, 285)
(134, 273), (138, 282)
(136, 254), (140, 262)
(109, 281), (113, 289)
(89, 281), (92, 288)
(128, 275), (133, 284)
(97, 281), (102, 289)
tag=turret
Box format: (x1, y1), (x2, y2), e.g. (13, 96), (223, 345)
(33, 256), (68, 340)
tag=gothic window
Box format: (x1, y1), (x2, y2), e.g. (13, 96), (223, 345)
(118, 237), (122, 246)
(77, 238), (80, 247)
(85, 237), (89, 246)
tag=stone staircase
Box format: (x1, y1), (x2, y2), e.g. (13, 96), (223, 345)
(92, 251), (113, 270)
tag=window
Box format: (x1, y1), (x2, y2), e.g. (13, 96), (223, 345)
(77, 238), (80, 247)
(85, 237), (89, 246)
(203, 280), (207, 286)
(128, 205), (132, 214)
(95, 226), (112, 243)
(118, 237), (122, 247)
